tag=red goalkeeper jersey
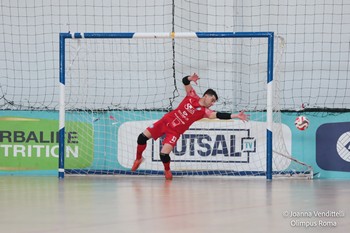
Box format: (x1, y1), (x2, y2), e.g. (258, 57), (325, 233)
(163, 89), (213, 134)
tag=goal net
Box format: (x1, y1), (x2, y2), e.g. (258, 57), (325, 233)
(59, 32), (313, 179)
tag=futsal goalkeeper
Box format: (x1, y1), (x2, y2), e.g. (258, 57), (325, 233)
(131, 73), (249, 180)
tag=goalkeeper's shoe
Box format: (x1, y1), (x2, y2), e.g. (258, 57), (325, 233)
(164, 170), (173, 180)
(131, 157), (144, 171)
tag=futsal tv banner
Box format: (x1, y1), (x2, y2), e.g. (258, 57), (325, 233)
(117, 120), (292, 171)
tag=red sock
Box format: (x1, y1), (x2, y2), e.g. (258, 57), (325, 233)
(163, 162), (170, 171)
(136, 144), (146, 160)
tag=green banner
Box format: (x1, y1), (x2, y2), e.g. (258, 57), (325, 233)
(0, 117), (93, 170)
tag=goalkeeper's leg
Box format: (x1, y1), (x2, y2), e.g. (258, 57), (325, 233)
(131, 131), (150, 171)
(160, 143), (176, 180)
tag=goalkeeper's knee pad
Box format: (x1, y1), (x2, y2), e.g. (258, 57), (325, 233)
(160, 153), (170, 163)
(137, 133), (149, 145)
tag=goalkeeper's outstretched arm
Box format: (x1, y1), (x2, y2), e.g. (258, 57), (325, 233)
(182, 73), (199, 94)
(208, 111), (249, 122)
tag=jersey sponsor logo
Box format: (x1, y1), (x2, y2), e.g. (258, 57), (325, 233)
(184, 102), (195, 114)
(316, 122), (350, 172)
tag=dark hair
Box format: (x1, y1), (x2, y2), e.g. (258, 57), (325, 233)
(203, 88), (218, 101)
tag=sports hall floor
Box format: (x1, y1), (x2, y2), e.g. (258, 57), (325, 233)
(0, 176), (349, 233)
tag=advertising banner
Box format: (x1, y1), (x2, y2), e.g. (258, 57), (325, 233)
(0, 116), (93, 171)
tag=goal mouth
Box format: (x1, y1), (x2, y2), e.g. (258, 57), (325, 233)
(58, 32), (313, 180)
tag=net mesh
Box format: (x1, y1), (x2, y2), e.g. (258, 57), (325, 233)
(63, 35), (312, 178)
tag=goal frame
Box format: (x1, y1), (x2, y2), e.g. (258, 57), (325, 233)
(58, 31), (274, 179)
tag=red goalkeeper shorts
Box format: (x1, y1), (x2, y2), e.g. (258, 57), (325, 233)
(147, 119), (180, 147)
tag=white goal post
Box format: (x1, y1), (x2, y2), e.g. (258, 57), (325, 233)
(58, 31), (313, 179)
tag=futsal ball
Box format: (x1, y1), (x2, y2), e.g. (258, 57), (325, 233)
(294, 116), (309, 131)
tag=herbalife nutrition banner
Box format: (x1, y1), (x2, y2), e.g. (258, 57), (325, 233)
(0, 116), (93, 170)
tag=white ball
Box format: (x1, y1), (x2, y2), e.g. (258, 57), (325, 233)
(294, 116), (309, 131)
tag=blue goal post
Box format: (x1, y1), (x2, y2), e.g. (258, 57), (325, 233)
(58, 31), (274, 180)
